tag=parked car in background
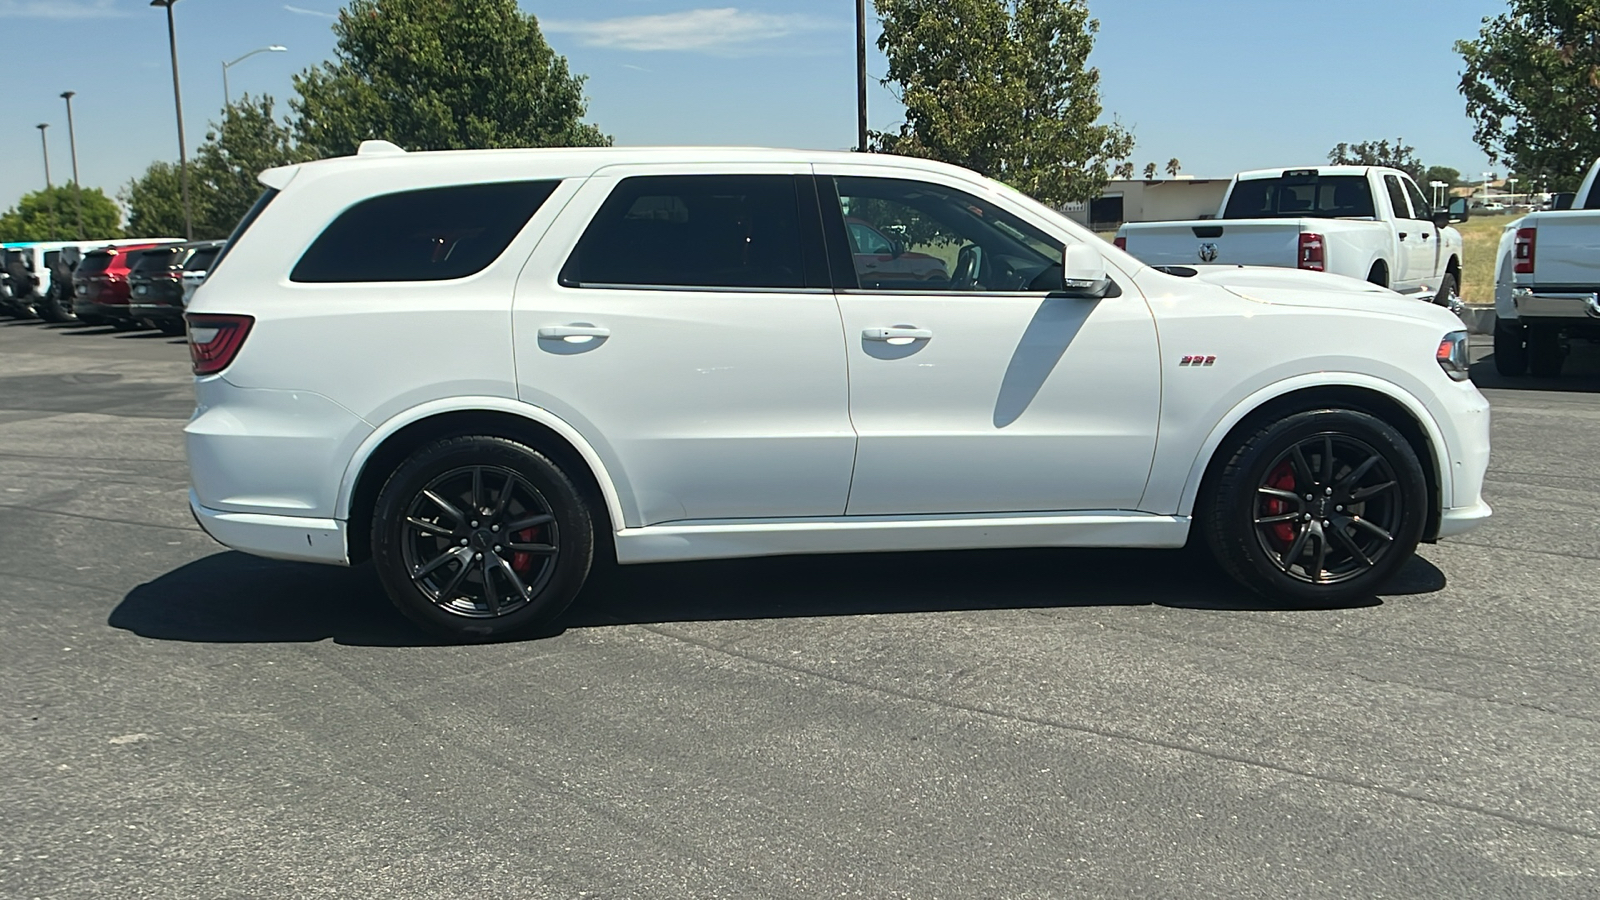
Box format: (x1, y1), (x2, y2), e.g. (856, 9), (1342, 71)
(1, 244), (42, 317)
(843, 217), (949, 285)
(73, 241), (181, 329)
(185, 143), (1490, 641)
(180, 241), (224, 307)
(1116, 167), (1469, 309)
(1491, 157), (1600, 377)
(128, 241), (223, 335)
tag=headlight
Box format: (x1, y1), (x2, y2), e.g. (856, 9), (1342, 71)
(1436, 330), (1471, 381)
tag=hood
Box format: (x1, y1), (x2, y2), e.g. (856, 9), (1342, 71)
(1184, 265), (1455, 324)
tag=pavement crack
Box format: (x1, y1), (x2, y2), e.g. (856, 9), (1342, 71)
(0, 502), (198, 534)
(638, 623), (1600, 843)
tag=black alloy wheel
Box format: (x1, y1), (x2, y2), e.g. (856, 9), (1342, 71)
(1251, 434), (1403, 584)
(1203, 409), (1427, 605)
(372, 435), (594, 640)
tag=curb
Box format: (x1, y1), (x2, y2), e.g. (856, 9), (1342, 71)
(1458, 304), (1495, 335)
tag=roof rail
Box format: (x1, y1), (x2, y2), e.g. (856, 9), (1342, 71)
(357, 140), (407, 157)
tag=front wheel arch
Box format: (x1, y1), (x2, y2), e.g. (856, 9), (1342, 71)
(1190, 385), (1442, 544)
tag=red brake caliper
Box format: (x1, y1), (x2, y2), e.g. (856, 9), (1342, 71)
(510, 527), (538, 574)
(1263, 461), (1298, 547)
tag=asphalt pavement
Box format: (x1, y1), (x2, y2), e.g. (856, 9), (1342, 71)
(1, 316), (1597, 898)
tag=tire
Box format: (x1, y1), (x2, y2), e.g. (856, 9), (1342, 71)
(371, 435), (595, 641)
(1432, 272), (1459, 309)
(156, 319), (185, 337)
(1367, 263), (1388, 288)
(1493, 319), (1527, 376)
(1201, 408), (1428, 606)
(1527, 322), (1565, 377)
(110, 318), (142, 332)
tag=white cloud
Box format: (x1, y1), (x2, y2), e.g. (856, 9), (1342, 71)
(284, 4), (337, 19)
(0, 0), (124, 18)
(543, 7), (836, 55)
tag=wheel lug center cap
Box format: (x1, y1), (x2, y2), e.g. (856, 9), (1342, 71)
(470, 529), (494, 551)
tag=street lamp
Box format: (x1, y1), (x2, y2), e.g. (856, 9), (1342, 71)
(60, 91), (84, 239)
(1482, 171), (1494, 207)
(36, 123), (57, 239)
(1507, 177), (1520, 208)
(151, 0), (193, 240)
(222, 45), (286, 110)
(1429, 180), (1449, 210)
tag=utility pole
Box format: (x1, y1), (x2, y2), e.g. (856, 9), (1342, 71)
(152, 0), (193, 240)
(855, 0), (868, 152)
(37, 124), (57, 239)
(61, 91), (85, 239)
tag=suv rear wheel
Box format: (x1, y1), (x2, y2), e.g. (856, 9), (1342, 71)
(372, 435), (594, 641)
(1202, 409), (1427, 606)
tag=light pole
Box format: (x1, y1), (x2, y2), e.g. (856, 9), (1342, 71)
(60, 91), (84, 239)
(222, 45), (286, 110)
(36, 123), (57, 239)
(1429, 180), (1448, 210)
(854, 0), (867, 152)
(1507, 177), (1519, 208)
(152, 0), (193, 240)
(1481, 171), (1493, 207)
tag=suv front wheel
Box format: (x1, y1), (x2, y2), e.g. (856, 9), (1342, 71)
(1202, 409), (1427, 606)
(372, 435), (595, 641)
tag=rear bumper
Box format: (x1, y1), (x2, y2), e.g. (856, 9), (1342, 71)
(1512, 288), (1600, 319)
(189, 489), (350, 565)
(128, 302), (183, 321)
(75, 299), (134, 321)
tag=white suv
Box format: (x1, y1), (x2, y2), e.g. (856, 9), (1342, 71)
(185, 143), (1492, 640)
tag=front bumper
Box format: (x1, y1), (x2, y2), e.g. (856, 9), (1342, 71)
(1512, 288), (1600, 319)
(1437, 499), (1493, 538)
(190, 489), (350, 564)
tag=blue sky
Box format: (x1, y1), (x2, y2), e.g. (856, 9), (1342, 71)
(1, 0), (1510, 220)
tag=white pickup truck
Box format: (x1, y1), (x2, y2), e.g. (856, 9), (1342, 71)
(1491, 158), (1600, 377)
(1117, 166), (1469, 307)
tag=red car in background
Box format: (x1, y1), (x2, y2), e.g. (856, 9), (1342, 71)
(845, 218), (949, 286)
(72, 242), (180, 329)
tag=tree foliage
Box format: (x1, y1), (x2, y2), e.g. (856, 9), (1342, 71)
(1142, 162), (1157, 180)
(1112, 161), (1134, 180)
(1457, 0), (1600, 191)
(292, 0), (609, 156)
(1424, 165), (1462, 187)
(871, 0), (1134, 205)
(1166, 158), (1181, 176)
(122, 96), (305, 240)
(1328, 139), (1425, 180)
(0, 185), (123, 242)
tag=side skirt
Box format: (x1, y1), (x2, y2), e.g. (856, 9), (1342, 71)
(613, 511), (1190, 565)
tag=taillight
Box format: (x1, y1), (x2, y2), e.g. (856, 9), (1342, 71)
(1514, 227), (1536, 274)
(1298, 232), (1325, 272)
(1114, 236), (1127, 251)
(186, 313), (253, 376)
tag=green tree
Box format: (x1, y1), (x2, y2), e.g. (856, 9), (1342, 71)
(871, 0), (1134, 205)
(292, 0), (609, 157)
(0, 185), (122, 242)
(1143, 162), (1157, 180)
(1457, 1), (1600, 191)
(1112, 161), (1135, 180)
(1423, 165), (1462, 187)
(121, 161), (193, 239)
(1327, 139), (1425, 180)
(1166, 157), (1181, 176)
(194, 96), (307, 237)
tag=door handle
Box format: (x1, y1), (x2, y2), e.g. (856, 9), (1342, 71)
(862, 326), (933, 341)
(1422, 233), (1431, 240)
(1398, 233), (1408, 240)
(538, 324), (610, 340)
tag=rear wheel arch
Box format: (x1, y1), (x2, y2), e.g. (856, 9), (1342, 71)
(344, 407), (621, 565)
(1367, 260), (1390, 288)
(1189, 385), (1443, 543)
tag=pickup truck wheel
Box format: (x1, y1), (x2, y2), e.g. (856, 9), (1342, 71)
(1367, 264), (1388, 288)
(1492, 320), (1528, 376)
(1527, 323), (1565, 377)
(1433, 273), (1460, 309)
(372, 435), (594, 642)
(1202, 409), (1426, 606)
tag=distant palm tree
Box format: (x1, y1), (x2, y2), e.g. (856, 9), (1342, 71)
(1143, 162), (1158, 180)
(1114, 161), (1135, 180)
(1166, 158), (1182, 176)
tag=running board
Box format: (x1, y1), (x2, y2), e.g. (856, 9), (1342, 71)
(612, 511), (1190, 564)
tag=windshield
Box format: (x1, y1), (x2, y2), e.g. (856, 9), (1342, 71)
(130, 247), (183, 275)
(77, 252), (114, 277)
(1223, 175), (1376, 219)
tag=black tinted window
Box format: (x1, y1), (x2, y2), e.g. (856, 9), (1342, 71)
(1224, 175), (1376, 219)
(291, 181), (557, 283)
(1403, 177), (1431, 219)
(1383, 176), (1411, 219)
(131, 247), (183, 274)
(78, 252), (113, 277)
(185, 247), (220, 271)
(563, 175), (806, 289)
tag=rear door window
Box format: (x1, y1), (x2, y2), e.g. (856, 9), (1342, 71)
(561, 175), (809, 290)
(77, 252), (113, 277)
(291, 181), (558, 283)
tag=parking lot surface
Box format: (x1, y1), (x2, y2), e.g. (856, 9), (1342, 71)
(2, 317), (1597, 898)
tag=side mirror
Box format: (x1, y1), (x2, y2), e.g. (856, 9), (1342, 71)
(1059, 242), (1111, 298)
(888, 235), (907, 259)
(1447, 196), (1469, 223)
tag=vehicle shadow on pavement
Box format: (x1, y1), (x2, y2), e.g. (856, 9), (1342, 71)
(1473, 342), (1600, 392)
(109, 547), (1445, 646)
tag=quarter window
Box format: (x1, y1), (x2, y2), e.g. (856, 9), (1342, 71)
(830, 176), (1064, 292)
(561, 175), (808, 290)
(291, 181), (558, 283)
